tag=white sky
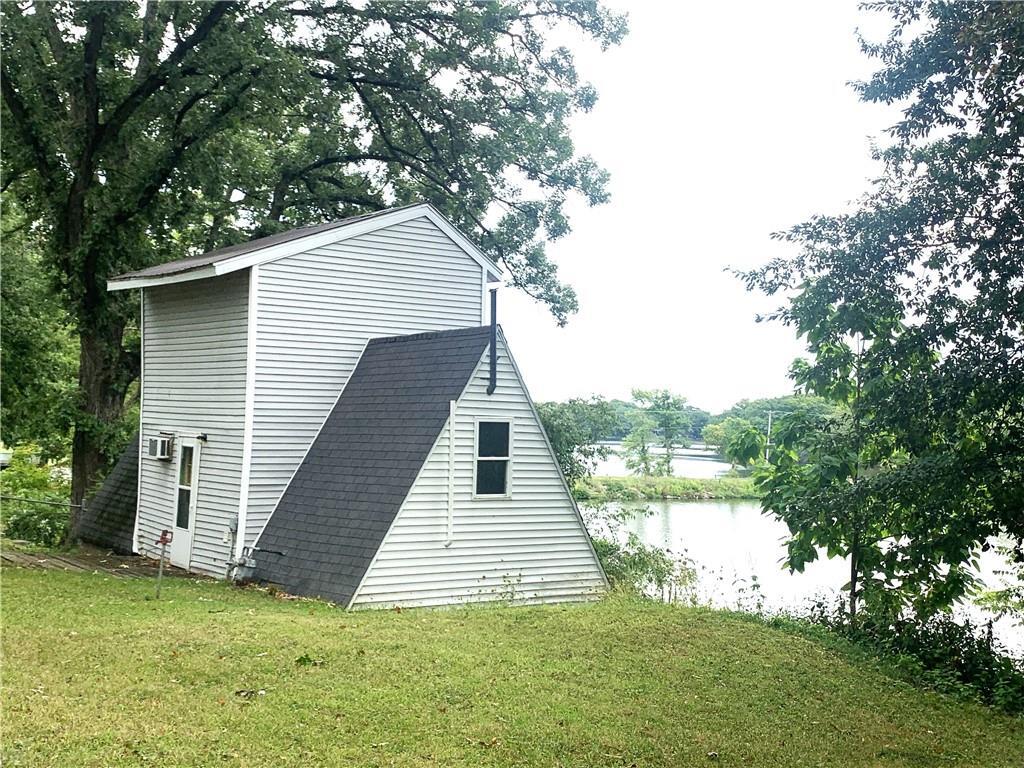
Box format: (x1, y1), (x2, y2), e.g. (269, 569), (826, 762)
(498, 0), (902, 412)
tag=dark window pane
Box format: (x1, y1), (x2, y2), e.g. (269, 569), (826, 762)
(176, 489), (191, 529)
(179, 446), (193, 485)
(476, 460), (508, 495)
(478, 422), (509, 457)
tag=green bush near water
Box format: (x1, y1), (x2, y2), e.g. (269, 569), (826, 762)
(0, 445), (70, 547)
(575, 475), (759, 503)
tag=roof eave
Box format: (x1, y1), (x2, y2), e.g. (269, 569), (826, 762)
(107, 203), (503, 292)
(107, 264), (218, 291)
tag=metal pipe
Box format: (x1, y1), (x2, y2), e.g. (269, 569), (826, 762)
(445, 399), (455, 547)
(487, 288), (497, 395)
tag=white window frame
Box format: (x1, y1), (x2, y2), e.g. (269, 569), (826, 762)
(472, 416), (513, 499)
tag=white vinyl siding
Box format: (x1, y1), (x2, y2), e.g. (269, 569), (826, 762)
(351, 334), (606, 608)
(136, 270), (248, 576)
(244, 216), (484, 546)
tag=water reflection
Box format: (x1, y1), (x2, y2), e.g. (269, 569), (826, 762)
(600, 498), (1024, 656)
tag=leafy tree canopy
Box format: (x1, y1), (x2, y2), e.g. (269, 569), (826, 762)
(0, 0), (627, 508)
(711, 394), (841, 435)
(536, 396), (616, 488)
(0, 203), (77, 459)
(740, 0), (1024, 620)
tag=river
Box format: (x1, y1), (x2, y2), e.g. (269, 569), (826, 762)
(589, 446), (1024, 656)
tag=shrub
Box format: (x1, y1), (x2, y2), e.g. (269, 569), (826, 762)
(0, 445), (71, 547)
(575, 475), (759, 503)
(584, 505), (696, 602)
(804, 600), (1024, 715)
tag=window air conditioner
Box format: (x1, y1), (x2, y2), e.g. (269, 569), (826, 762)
(148, 436), (173, 461)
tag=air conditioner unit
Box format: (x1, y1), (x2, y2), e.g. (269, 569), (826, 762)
(148, 436), (173, 461)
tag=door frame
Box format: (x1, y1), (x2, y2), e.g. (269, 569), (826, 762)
(169, 435), (201, 569)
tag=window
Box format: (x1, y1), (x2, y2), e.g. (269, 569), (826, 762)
(475, 420), (511, 497)
(176, 445), (194, 529)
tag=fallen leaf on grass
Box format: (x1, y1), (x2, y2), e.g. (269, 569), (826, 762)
(466, 737), (500, 748)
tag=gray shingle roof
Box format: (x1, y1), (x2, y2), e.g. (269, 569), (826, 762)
(250, 325), (491, 606)
(75, 434), (139, 553)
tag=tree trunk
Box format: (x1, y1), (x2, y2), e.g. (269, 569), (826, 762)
(849, 528), (860, 626)
(70, 330), (128, 537)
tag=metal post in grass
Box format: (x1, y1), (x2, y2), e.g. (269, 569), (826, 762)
(155, 529), (173, 599)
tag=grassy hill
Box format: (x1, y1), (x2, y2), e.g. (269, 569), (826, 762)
(2, 566), (1021, 767)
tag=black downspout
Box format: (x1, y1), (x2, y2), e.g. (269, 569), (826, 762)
(487, 288), (497, 395)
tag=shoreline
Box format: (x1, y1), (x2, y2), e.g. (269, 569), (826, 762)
(574, 475), (760, 503)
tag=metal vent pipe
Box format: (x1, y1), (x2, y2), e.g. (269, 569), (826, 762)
(487, 288), (497, 395)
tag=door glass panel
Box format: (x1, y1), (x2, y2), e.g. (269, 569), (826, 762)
(176, 488), (191, 529)
(176, 445), (194, 529)
(178, 446), (193, 485)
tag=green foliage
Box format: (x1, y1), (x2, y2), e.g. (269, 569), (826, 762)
(602, 399), (641, 440)
(976, 541), (1024, 625)
(0, 445), (71, 547)
(0, 0), (627, 503)
(740, 1), (1024, 620)
(686, 407), (712, 441)
(583, 505), (696, 600)
(702, 416), (754, 456)
(622, 413), (657, 476)
(591, 534), (692, 598)
(536, 396), (616, 487)
(633, 389), (692, 474)
(711, 395), (841, 435)
(804, 601), (1024, 716)
(619, 389), (693, 476)
(0, 205), (76, 459)
(722, 423), (766, 468)
(574, 476), (759, 503)
(602, 399), (708, 441)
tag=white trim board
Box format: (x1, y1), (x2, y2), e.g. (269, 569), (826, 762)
(235, 265), (260, 559)
(132, 289), (145, 554)
(108, 204), (502, 292)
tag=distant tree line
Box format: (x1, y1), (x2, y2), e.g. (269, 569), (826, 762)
(537, 392), (839, 478)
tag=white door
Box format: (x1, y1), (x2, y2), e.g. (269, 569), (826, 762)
(169, 438), (200, 569)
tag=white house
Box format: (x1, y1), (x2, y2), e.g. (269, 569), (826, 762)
(84, 203), (607, 608)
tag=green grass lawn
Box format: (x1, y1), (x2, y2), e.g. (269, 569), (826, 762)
(2, 566), (1021, 767)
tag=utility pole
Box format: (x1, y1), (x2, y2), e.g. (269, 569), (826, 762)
(764, 410), (774, 461)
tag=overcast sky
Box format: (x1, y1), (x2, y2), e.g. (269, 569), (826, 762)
(498, 1), (903, 413)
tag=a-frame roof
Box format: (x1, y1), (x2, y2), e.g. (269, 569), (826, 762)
(76, 433), (139, 554)
(250, 325), (492, 607)
(107, 203), (501, 291)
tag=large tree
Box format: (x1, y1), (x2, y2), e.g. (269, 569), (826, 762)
(741, 1), (1024, 619)
(0, 1), (626, 518)
(0, 203), (78, 459)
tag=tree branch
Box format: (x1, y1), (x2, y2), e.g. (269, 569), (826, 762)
(111, 68), (261, 228)
(99, 2), (236, 152)
(0, 67), (61, 201)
